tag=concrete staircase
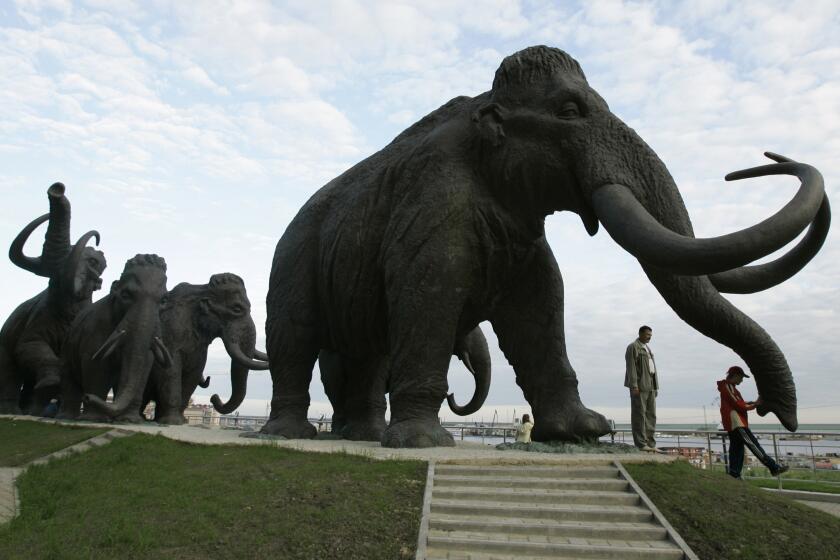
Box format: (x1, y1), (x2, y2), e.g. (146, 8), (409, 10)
(418, 462), (692, 559)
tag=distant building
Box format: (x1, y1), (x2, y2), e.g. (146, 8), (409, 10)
(183, 401), (221, 425)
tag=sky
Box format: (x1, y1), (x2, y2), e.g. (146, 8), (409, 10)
(1, 0), (838, 427)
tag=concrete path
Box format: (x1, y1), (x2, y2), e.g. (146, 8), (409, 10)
(762, 488), (840, 519)
(1, 415), (677, 465)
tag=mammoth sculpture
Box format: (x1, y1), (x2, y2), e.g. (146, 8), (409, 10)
(144, 273), (270, 425)
(319, 324), (491, 441)
(0, 183), (105, 415)
(262, 46), (829, 448)
(59, 254), (170, 422)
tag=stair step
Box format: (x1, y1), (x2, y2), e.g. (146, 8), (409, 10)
(435, 465), (620, 479)
(429, 515), (668, 541)
(431, 499), (652, 523)
(433, 486), (639, 506)
(434, 474), (630, 491)
(426, 534), (683, 559)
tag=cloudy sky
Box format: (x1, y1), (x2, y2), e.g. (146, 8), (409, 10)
(1, 0), (838, 426)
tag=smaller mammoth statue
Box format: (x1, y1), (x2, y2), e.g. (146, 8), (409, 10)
(59, 254), (171, 422)
(319, 324), (491, 441)
(0, 183), (105, 415)
(144, 273), (269, 425)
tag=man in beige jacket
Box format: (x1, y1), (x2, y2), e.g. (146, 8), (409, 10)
(624, 325), (659, 451)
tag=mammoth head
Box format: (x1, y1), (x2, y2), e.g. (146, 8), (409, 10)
(198, 273), (252, 331)
(111, 254), (169, 317)
(201, 273), (269, 416)
(87, 254), (170, 419)
(472, 46), (831, 431)
(9, 182), (106, 301)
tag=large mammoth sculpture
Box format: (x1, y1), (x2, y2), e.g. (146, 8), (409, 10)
(262, 46), (829, 448)
(319, 325), (491, 441)
(144, 273), (270, 425)
(59, 254), (170, 422)
(0, 183), (105, 415)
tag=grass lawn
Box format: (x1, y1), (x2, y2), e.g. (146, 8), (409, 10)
(0, 433), (425, 559)
(0, 418), (108, 467)
(625, 460), (840, 560)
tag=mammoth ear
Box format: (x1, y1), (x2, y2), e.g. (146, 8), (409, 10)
(472, 103), (507, 148)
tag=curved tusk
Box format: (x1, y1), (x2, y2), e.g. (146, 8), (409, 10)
(253, 349), (269, 361)
(222, 340), (270, 370)
(710, 152), (831, 293)
(8, 214), (50, 277)
(711, 194), (830, 293)
(151, 337), (173, 369)
(591, 157), (824, 275)
(92, 329), (127, 361)
(63, 230), (102, 297)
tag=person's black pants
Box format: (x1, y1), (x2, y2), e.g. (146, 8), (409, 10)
(727, 427), (780, 478)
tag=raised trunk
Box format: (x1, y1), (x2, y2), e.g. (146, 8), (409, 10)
(42, 183), (72, 274)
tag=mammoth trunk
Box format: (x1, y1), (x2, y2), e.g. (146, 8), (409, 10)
(447, 327), (492, 416)
(211, 361), (249, 414)
(84, 305), (160, 419)
(643, 266), (796, 431)
(211, 318), (267, 414)
(43, 183), (72, 273)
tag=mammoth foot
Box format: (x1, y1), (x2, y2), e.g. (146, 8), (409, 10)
(155, 413), (185, 426)
(0, 400), (22, 415)
(261, 416), (317, 439)
(78, 410), (112, 423)
(341, 418), (387, 442)
(381, 419), (455, 448)
(532, 405), (612, 444)
(113, 413), (146, 424)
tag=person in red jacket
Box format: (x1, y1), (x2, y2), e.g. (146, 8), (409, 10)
(718, 366), (789, 479)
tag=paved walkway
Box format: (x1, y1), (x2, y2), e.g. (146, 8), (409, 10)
(0, 415), (676, 466)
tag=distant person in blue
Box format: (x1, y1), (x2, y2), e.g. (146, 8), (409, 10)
(718, 366), (789, 479)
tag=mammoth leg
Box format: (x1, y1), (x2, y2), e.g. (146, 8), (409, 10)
(154, 363), (185, 425)
(261, 333), (319, 439)
(15, 339), (62, 415)
(338, 353), (388, 441)
(490, 239), (611, 443)
(0, 345), (24, 414)
(57, 361), (83, 420)
(381, 258), (463, 449)
(318, 349), (347, 434)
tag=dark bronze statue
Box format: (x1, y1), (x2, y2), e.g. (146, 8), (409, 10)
(59, 254), (171, 422)
(0, 183), (106, 414)
(319, 325), (491, 441)
(261, 46), (828, 448)
(144, 273), (270, 425)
